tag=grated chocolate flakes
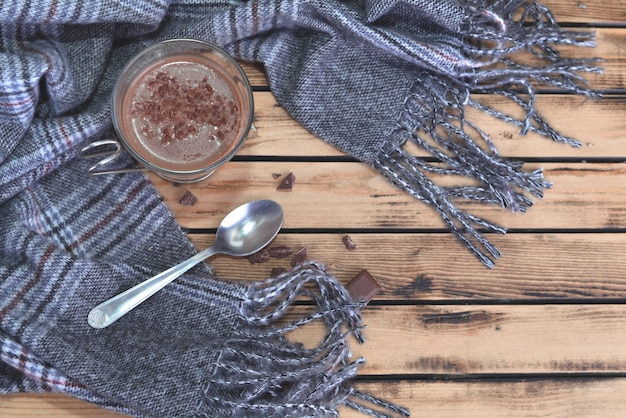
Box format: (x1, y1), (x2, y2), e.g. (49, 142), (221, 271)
(248, 251), (270, 264)
(268, 245), (293, 258)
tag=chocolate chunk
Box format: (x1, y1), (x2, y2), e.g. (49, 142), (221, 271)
(248, 250), (270, 264)
(277, 172), (295, 191)
(268, 245), (293, 258)
(272, 173), (282, 179)
(342, 235), (358, 251)
(346, 270), (381, 303)
(291, 246), (307, 266)
(179, 190), (198, 206)
(270, 266), (288, 277)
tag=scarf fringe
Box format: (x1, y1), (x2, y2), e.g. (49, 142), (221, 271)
(200, 262), (409, 417)
(376, 0), (600, 268)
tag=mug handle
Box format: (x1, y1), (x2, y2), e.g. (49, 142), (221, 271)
(80, 139), (148, 175)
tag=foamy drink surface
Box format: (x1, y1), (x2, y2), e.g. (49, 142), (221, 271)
(118, 53), (243, 171)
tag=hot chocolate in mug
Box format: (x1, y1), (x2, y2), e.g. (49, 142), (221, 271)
(83, 39), (254, 183)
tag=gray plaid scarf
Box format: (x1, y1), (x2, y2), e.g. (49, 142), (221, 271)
(1, 0), (595, 416)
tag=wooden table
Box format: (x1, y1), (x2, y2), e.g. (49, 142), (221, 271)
(2, 1), (626, 416)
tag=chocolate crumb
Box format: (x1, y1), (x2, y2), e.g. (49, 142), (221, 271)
(270, 266), (288, 277)
(268, 245), (293, 258)
(179, 190), (198, 206)
(272, 173), (282, 179)
(277, 172), (295, 191)
(291, 246), (307, 266)
(346, 269), (381, 303)
(248, 251), (270, 264)
(342, 235), (358, 251)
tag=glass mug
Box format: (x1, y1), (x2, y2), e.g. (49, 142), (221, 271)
(83, 39), (254, 183)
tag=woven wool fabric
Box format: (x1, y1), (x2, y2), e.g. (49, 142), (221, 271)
(1, 160), (403, 417)
(1, 0), (596, 416)
(0, 1), (597, 260)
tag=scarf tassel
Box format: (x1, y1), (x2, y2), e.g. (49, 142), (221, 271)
(201, 262), (410, 417)
(370, 0), (600, 268)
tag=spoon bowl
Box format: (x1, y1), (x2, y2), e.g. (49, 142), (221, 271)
(88, 200), (283, 329)
(216, 199), (285, 256)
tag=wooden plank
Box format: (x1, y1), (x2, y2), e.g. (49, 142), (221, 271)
(543, 0), (626, 23)
(287, 305), (626, 375)
(244, 92), (626, 158)
(7, 377), (626, 417)
(151, 162), (626, 230)
(0, 394), (123, 417)
(238, 61), (266, 87)
(241, 28), (624, 90)
(558, 28), (625, 91)
(241, 29), (625, 159)
(188, 232), (626, 300)
(344, 378), (626, 417)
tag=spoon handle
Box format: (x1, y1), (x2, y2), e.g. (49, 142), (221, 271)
(88, 247), (217, 329)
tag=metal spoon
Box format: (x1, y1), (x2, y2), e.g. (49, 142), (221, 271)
(88, 199), (284, 329)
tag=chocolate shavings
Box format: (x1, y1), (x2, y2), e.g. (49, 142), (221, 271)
(342, 235), (358, 250)
(291, 246), (307, 266)
(179, 190), (198, 206)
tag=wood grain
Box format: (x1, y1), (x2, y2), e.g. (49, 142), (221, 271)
(543, 0), (626, 23)
(151, 161), (626, 230)
(244, 92), (626, 158)
(346, 378), (626, 417)
(0, 395), (124, 418)
(285, 305), (626, 375)
(189, 232), (626, 300)
(7, 377), (626, 418)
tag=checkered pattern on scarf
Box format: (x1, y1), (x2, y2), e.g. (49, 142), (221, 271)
(0, 0), (595, 416)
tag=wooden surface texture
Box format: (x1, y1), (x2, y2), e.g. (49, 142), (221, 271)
(2, 1), (626, 417)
